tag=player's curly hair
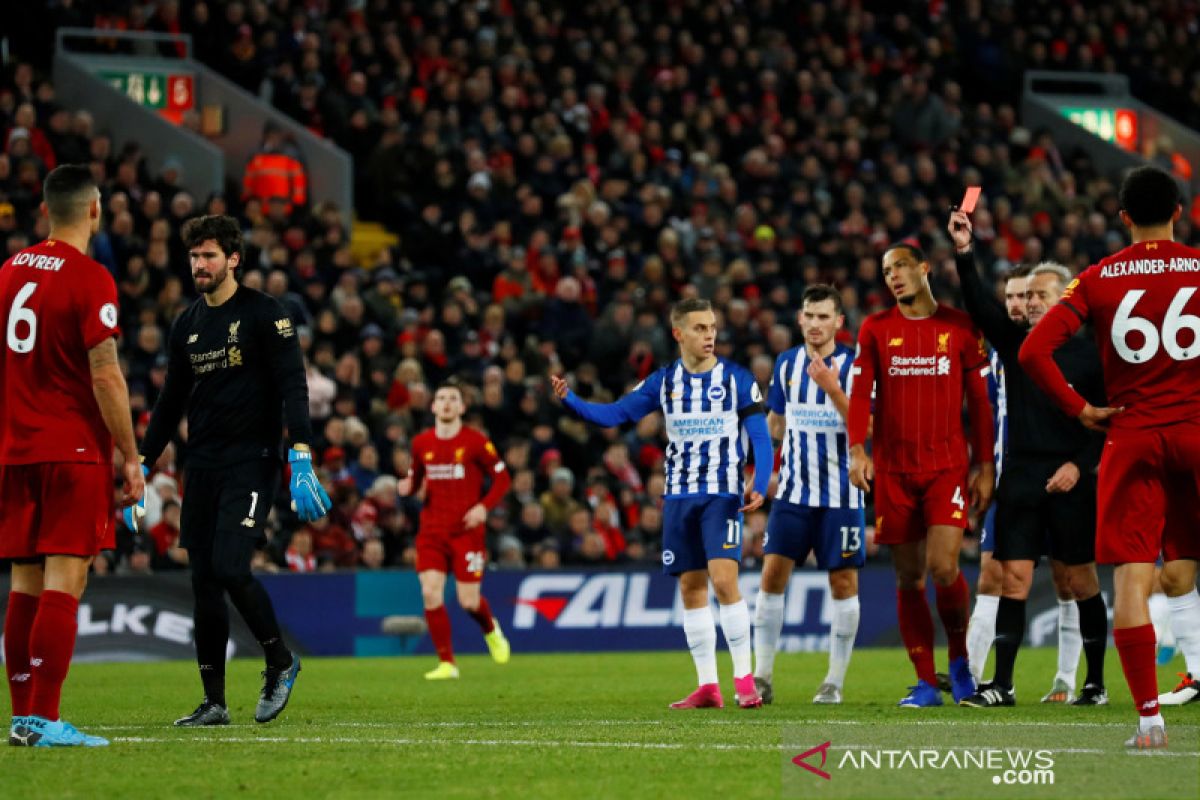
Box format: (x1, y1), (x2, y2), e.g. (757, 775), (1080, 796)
(181, 215), (244, 263)
(1119, 166), (1181, 227)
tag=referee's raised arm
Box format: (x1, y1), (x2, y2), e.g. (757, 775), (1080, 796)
(948, 209), (1024, 360)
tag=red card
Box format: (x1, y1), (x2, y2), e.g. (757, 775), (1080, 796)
(960, 186), (981, 214)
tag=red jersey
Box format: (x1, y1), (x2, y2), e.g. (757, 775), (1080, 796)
(0, 239), (120, 465)
(849, 304), (994, 473)
(1021, 239), (1200, 430)
(410, 425), (511, 536)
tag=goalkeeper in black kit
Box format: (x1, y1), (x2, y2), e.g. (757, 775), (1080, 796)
(128, 215), (331, 726)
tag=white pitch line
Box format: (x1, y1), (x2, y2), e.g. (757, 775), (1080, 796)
(106, 736), (1200, 758)
(91, 718), (1200, 732)
(110, 736), (774, 751)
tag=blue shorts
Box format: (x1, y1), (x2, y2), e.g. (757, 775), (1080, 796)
(764, 501), (866, 571)
(980, 504), (996, 554)
(661, 495), (743, 576)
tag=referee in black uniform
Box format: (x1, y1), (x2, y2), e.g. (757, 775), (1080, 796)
(134, 215), (331, 726)
(948, 209), (1110, 708)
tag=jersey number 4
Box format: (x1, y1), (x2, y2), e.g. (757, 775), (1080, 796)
(5, 282), (38, 354)
(1112, 287), (1200, 363)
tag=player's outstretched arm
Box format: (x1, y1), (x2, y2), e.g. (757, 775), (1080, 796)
(88, 338), (144, 508)
(550, 372), (660, 427)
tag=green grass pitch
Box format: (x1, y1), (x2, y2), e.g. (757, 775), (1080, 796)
(0, 649), (1195, 799)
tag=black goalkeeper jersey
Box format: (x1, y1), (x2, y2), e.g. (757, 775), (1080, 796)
(142, 285), (314, 469)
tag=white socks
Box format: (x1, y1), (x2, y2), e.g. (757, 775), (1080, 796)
(683, 606), (719, 686)
(966, 594), (999, 683)
(1149, 592), (1174, 650)
(753, 591), (785, 680)
(825, 596), (860, 688)
(1056, 598), (1081, 687)
(720, 600), (753, 678)
(1167, 589), (1200, 675)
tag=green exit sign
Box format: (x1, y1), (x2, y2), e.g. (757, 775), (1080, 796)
(1060, 106), (1138, 151)
(99, 70), (194, 113)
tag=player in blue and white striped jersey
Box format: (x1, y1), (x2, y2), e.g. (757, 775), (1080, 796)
(966, 343), (1011, 683)
(752, 285), (864, 705)
(551, 298), (774, 710)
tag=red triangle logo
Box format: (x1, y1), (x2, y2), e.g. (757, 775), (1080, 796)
(792, 741), (832, 780)
(513, 597), (570, 622)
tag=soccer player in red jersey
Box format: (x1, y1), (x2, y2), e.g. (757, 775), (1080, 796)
(1020, 166), (1200, 749)
(398, 380), (513, 679)
(0, 165), (144, 747)
(848, 242), (995, 707)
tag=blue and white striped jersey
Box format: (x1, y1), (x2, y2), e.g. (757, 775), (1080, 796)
(625, 358), (764, 498)
(989, 348), (1008, 477)
(767, 343), (863, 509)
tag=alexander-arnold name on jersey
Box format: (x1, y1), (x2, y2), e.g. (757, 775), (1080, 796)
(1099, 257), (1200, 278)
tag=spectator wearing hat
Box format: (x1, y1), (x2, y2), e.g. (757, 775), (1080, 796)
(540, 467), (582, 536)
(492, 246), (536, 318)
(362, 268), (401, 335)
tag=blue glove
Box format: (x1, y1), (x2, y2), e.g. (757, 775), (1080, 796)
(123, 463), (151, 532)
(289, 447), (331, 522)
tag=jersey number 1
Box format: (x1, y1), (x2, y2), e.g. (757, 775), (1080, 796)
(5, 282), (38, 354)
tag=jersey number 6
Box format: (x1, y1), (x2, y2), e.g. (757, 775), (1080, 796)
(1112, 287), (1200, 363)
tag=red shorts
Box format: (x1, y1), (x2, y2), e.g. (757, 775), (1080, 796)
(1095, 424), (1200, 564)
(415, 528), (487, 582)
(0, 462), (115, 559)
(874, 468), (969, 545)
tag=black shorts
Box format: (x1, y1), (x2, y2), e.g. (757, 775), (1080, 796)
(180, 459), (280, 550)
(993, 457), (1096, 566)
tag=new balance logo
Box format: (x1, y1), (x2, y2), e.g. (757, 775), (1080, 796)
(241, 517), (257, 528)
(9, 729), (35, 747)
(188, 334), (199, 343)
(1140, 699), (1159, 710)
(11, 673), (30, 683)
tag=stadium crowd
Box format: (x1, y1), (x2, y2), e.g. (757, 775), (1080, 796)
(6, 0), (1200, 574)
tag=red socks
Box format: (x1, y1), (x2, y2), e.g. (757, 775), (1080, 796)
(1114, 624), (1159, 717)
(467, 596), (496, 634)
(897, 588), (937, 685)
(424, 605), (455, 664)
(29, 590), (79, 721)
(935, 572), (971, 662)
(5, 591), (39, 716)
